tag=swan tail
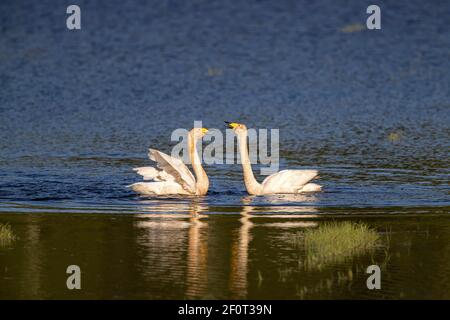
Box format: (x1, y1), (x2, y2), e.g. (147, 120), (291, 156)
(298, 183), (322, 192)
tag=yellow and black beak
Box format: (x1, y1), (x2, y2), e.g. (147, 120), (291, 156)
(224, 121), (239, 129)
(201, 128), (209, 134)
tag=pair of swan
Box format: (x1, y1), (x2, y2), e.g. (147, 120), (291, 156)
(129, 122), (321, 196)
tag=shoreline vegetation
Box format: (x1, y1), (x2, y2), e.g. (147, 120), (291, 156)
(0, 223), (16, 247)
(292, 221), (381, 270)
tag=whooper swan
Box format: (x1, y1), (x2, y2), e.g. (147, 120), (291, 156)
(226, 122), (322, 195)
(129, 127), (209, 196)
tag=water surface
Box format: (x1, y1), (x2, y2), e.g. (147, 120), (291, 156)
(0, 0), (449, 299)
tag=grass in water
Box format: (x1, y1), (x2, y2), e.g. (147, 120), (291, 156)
(296, 221), (380, 270)
(0, 223), (17, 246)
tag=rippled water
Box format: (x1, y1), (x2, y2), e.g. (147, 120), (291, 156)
(0, 0), (449, 299)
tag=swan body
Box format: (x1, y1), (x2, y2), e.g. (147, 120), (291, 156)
(130, 179), (190, 195)
(129, 128), (209, 196)
(226, 122), (322, 195)
(261, 169), (322, 194)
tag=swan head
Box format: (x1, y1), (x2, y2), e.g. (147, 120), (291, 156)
(225, 121), (247, 135)
(190, 127), (209, 140)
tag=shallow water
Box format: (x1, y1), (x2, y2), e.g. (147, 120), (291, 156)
(1, 208), (450, 299)
(0, 0), (449, 299)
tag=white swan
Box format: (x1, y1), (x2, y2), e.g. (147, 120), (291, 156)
(129, 128), (209, 196)
(226, 122), (322, 195)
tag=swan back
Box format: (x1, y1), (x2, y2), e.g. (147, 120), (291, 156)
(261, 169), (318, 194)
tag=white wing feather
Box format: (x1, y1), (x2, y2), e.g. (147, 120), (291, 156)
(133, 167), (175, 181)
(148, 149), (196, 194)
(261, 169), (318, 194)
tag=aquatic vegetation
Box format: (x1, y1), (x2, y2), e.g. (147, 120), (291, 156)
(387, 130), (404, 142)
(294, 221), (380, 270)
(339, 23), (366, 33)
(278, 267), (294, 283)
(0, 223), (17, 246)
(257, 270), (264, 287)
(207, 67), (223, 76)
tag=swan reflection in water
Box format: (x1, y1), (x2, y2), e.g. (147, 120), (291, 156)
(134, 194), (319, 299)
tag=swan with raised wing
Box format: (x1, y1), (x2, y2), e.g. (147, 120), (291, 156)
(129, 127), (209, 195)
(226, 122), (321, 195)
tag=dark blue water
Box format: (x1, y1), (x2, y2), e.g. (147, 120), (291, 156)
(0, 0), (449, 212)
(1, 0), (450, 301)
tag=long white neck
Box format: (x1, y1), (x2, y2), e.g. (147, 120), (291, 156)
(237, 132), (263, 195)
(188, 133), (209, 195)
